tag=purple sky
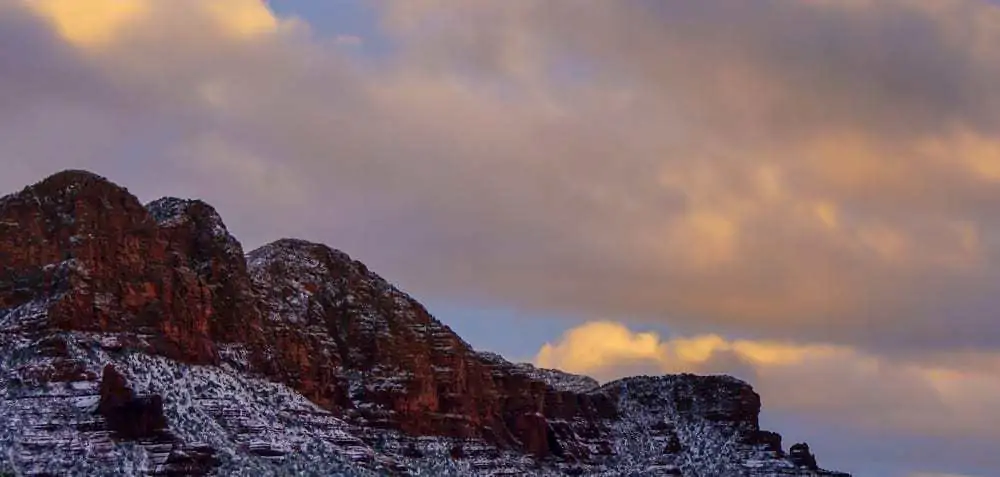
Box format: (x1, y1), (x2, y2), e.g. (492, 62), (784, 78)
(2, 1), (1000, 475)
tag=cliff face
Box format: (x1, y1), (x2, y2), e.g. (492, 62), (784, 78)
(147, 197), (261, 348)
(0, 171), (217, 364)
(0, 170), (850, 476)
(243, 238), (622, 462)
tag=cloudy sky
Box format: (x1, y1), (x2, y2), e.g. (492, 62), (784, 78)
(2, 1), (999, 475)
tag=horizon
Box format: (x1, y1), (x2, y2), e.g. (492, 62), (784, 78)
(2, 1), (1000, 476)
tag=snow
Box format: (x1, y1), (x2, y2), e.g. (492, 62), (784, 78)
(0, 332), (380, 476)
(0, 298), (53, 332)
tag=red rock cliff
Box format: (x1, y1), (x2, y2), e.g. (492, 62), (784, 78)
(0, 171), (216, 363)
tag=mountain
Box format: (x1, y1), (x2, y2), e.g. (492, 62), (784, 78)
(0, 170), (850, 476)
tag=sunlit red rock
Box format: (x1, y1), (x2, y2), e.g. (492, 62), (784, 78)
(0, 170), (216, 364)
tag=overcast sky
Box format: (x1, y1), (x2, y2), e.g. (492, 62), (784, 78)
(2, 1), (999, 475)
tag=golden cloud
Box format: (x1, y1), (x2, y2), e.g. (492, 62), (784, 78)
(203, 0), (278, 39)
(25, 0), (279, 49)
(26, 0), (147, 47)
(535, 321), (838, 375)
(920, 128), (1000, 182)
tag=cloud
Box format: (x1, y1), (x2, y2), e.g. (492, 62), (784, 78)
(362, 0), (1000, 354)
(2, 0), (1000, 355)
(25, 0), (147, 47)
(535, 321), (760, 379)
(25, 0), (280, 48)
(909, 474), (984, 477)
(334, 34), (363, 47)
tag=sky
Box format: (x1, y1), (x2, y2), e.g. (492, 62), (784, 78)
(0, 1), (998, 475)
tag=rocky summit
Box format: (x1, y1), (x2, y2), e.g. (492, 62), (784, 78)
(0, 170), (851, 476)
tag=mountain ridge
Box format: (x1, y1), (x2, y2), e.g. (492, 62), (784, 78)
(0, 170), (850, 476)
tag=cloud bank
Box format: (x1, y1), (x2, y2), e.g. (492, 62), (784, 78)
(3, 0), (1000, 352)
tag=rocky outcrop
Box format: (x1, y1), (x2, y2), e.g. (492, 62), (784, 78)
(0, 170), (217, 364)
(147, 198), (262, 347)
(98, 364), (168, 440)
(0, 170), (851, 476)
(596, 375), (851, 476)
(790, 442), (820, 470)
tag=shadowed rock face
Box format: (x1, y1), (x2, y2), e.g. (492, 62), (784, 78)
(94, 364), (219, 475)
(147, 197), (262, 347)
(98, 364), (168, 439)
(790, 442), (820, 470)
(0, 170), (850, 476)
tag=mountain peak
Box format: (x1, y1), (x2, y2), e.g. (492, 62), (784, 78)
(24, 169), (127, 201)
(248, 238), (355, 265)
(247, 238), (376, 295)
(2, 168), (140, 214)
(35, 168), (110, 187)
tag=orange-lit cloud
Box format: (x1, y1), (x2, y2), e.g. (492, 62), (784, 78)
(24, 0), (280, 49)
(202, 0), (278, 38)
(25, 0), (147, 47)
(536, 321), (839, 376)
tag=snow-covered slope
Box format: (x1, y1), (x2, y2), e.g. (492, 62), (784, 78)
(596, 375), (844, 476)
(0, 331), (378, 476)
